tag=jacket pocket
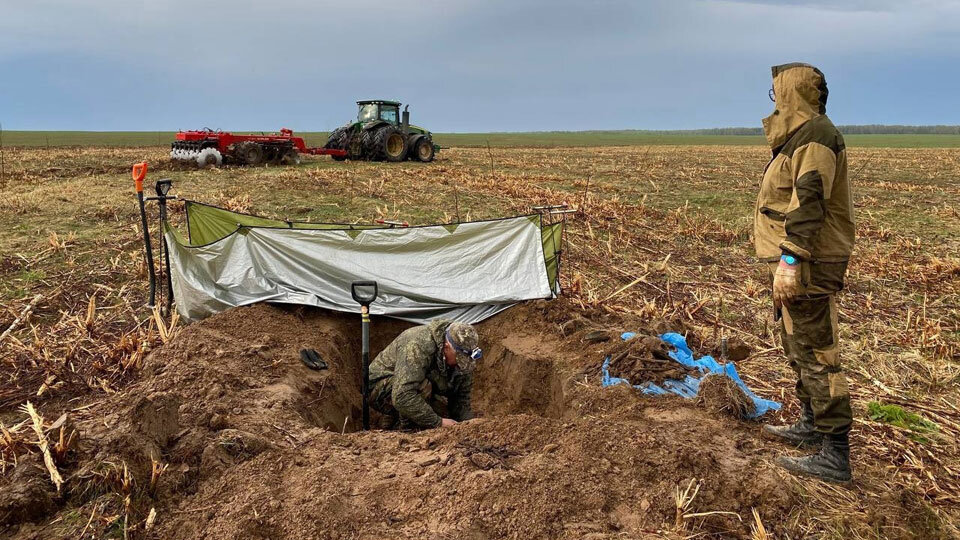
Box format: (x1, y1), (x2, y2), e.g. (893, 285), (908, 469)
(758, 158), (793, 211)
(759, 206), (786, 221)
(757, 207), (786, 244)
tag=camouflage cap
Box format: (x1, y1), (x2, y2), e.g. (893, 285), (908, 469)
(446, 322), (481, 373)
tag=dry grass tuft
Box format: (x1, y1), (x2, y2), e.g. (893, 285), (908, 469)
(0, 402), (76, 485)
(750, 507), (770, 540)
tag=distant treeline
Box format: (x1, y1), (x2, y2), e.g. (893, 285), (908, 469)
(649, 125), (960, 136)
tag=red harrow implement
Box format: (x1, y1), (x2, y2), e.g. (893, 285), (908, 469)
(170, 128), (346, 167)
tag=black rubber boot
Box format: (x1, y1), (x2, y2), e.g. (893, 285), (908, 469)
(775, 432), (852, 484)
(762, 404), (823, 448)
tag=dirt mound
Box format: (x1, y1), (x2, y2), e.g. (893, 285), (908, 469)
(151, 410), (791, 540)
(602, 334), (697, 384)
(2, 302), (800, 539)
(697, 374), (756, 419)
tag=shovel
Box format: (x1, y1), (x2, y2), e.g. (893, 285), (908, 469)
(132, 163), (157, 307)
(351, 280), (378, 430)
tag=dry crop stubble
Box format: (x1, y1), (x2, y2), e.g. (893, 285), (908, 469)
(0, 143), (958, 538)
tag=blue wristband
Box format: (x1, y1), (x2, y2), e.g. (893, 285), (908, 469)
(781, 254), (798, 265)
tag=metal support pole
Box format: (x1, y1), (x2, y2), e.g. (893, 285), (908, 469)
(155, 180), (174, 314)
(132, 164), (156, 307)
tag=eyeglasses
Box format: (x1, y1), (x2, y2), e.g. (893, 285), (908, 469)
(446, 330), (483, 360)
(769, 87), (776, 102)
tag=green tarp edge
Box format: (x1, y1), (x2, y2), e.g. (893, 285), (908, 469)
(185, 201), (383, 246)
(542, 221), (562, 291)
(179, 200), (563, 293)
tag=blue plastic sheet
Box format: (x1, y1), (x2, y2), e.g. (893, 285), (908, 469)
(601, 332), (780, 418)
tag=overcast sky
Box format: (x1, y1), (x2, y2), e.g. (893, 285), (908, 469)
(1, 0), (958, 132)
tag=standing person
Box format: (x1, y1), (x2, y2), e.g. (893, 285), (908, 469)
(368, 320), (481, 429)
(754, 63), (856, 484)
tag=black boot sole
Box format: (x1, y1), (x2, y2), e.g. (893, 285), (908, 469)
(775, 456), (852, 485)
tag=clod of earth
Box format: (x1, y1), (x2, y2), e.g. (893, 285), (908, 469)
(0, 455), (57, 527)
(709, 336), (753, 362)
(602, 333), (698, 384)
(582, 329), (612, 343)
(696, 374), (756, 420)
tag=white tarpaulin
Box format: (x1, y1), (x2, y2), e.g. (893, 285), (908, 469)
(166, 215), (555, 323)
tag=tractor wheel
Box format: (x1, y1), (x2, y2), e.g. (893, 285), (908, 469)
(371, 126), (407, 162)
(196, 148), (223, 168)
(280, 148), (301, 165)
(325, 126), (350, 149)
(358, 130), (377, 159)
(237, 142), (265, 166)
(413, 137), (436, 162)
(346, 135), (365, 160)
(265, 145), (285, 164)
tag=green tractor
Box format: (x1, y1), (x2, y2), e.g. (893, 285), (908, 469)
(324, 100), (439, 162)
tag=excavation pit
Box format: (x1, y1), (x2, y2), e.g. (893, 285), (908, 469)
(4, 302), (799, 539)
(138, 303), (573, 441)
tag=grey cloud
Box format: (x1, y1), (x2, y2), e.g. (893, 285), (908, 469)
(0, 0), (957, 131)
(715, 0), (943, 12)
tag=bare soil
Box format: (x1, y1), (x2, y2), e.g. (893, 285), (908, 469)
(4, 302), (799, 539)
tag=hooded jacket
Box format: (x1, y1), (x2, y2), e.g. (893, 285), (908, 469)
(755, 63), (855, 266)
(368, 319), (473, 428)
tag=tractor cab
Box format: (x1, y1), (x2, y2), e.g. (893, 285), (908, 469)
(357, 100), (402, 126)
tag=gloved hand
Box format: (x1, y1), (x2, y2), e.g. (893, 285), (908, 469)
(773, 257), (802, 307)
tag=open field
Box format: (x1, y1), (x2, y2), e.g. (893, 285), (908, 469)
(3, 130), (960, 148)
(1, 144), (958, 538)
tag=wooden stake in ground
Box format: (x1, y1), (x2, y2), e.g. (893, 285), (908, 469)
(452, 183), (461, 222)
(580, 175), (591, 214)
(23, 402), (64, 492)
(486, 140), (495, 176)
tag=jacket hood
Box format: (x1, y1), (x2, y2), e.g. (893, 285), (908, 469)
(427, 319), (451, 348)
(427, 319), (452, 370)
(762, 63), (829, 150)
(427, 319), (453, 347)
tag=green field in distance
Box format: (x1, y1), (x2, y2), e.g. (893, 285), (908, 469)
(2, 130), (959, 148)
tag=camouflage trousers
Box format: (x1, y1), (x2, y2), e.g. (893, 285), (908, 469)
(770, 261), (852, 435)
(368, 378), (446, 429)
(779, 293), (853, 435)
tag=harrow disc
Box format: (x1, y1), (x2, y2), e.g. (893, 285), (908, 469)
(171, 145), (202, 162)
(280, 148), (301, 165)
(196, 148), (223, 168)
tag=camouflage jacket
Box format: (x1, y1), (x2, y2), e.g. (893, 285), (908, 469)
(368, 320), (474, 428)
(756, 63), (855, 266)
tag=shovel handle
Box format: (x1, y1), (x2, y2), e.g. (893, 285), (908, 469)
(351, 280), (378, 307)
(132, 162), (148, 193)
(352, 280), (377, 431)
